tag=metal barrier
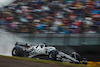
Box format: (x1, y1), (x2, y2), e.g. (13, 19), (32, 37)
(14, 33), (100, 46)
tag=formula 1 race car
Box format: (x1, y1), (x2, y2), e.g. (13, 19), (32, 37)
(12, 42), (87, 64)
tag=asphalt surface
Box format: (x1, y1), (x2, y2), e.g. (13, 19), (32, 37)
(0, 57), (70, 67)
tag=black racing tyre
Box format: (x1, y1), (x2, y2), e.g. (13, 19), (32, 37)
(48, 50), (57, 60)
(71, 52), (81, 64)
(12, 47), (24, 57)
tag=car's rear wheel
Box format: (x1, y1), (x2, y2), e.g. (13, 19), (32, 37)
(12, 47), (24, 57)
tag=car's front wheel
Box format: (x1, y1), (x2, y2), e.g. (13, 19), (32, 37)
(48, 50), (57, 60)
(71, 52), (81, 64)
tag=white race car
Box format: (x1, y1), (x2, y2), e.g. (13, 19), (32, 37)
(12, 42), (87, 64)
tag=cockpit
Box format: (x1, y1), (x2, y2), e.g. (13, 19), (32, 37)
(35, 43), (47, 49)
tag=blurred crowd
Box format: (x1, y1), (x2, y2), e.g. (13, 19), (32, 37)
(0, 0), (100, 33)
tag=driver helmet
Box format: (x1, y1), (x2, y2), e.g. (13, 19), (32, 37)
(27, 44), (31, 46)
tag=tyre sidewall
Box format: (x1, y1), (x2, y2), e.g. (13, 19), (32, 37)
(12, 47), (24, 57)
(49, 50), (56, 60)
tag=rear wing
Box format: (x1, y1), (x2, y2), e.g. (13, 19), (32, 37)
(15, 42), (26, 45)
(15, 42), (32, 47)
